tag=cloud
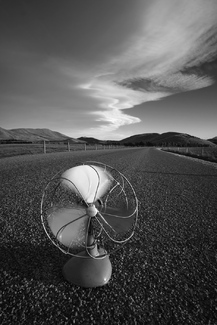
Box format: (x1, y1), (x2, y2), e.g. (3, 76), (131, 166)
(80, 0), (217, 136)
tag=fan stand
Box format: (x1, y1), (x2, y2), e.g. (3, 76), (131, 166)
(62, 249), (112, 288)
(62, 239), (112, 288)
(62, 205), (112, 287)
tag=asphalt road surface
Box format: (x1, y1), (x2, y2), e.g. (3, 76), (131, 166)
(1, 148), (217, 324)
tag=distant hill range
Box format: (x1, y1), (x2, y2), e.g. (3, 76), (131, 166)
(78, 137), (116, 145)
(79, 132), (216, 147)
(0, 127), (85, 143)
(207, 136), (217, 145)
(119, 132), (216, 147)
(0, 127), (216, 147)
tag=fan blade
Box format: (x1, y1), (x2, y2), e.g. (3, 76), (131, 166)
(97, 206), (136, 234)
(47, 206), (88, 249)
(61, 165), (112, 203)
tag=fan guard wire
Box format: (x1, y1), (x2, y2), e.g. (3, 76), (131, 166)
(41, 161), (138, 259)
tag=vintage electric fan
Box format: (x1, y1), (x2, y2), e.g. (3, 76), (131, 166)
(41, 161), (138, 287)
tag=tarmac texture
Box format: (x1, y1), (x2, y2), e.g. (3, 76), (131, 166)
(1, 148), (217, 324)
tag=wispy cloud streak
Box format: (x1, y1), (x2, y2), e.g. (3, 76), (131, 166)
(80, 0), (217, 135)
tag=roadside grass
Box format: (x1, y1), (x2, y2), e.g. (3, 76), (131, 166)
(0, 143), (44, 158)
(0, 143), (121, 159)
(162, 146), (217, 163)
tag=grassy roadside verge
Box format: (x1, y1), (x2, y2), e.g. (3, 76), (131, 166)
(161, 146), (217, 163)
(0, 143), (123, 159)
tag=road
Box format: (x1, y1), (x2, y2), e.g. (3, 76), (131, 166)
(1, 148), (217, 324)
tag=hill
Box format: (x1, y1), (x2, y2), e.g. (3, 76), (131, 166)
(208, 136), (217, 145)
(0, 127), (84, 143)
(120, 133), (160, 145)
(120, 132), (216, 147)
(78, 137), (104, 144)
(1, 127), (216, 147)
(0, 127), (14, 140)
(78, 137), (119, 145)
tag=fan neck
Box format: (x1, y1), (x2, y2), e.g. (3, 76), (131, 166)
(86, 234), (99, 257)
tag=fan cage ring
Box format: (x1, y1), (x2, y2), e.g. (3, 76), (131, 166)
(40, 161), (138, 259)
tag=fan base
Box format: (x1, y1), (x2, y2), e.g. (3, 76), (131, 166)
(62, 250), (112, 288)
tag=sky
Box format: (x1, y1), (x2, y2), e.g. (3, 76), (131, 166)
(0, 0), (217, 140)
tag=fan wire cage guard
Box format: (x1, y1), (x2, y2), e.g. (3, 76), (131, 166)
(40, 161), (138, 286)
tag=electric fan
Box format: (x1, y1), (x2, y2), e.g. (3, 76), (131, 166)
(41, 161), (138, 287)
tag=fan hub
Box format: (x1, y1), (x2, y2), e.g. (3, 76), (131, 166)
(86, 204), (98, 217)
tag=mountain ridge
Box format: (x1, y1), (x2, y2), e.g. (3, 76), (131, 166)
(0, 127), (84, 143)
(119, 132), (216, 147)
(207, 136), (217, 145)
(0, 127), (216, 146)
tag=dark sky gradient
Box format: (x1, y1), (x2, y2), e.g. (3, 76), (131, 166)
(126, 84), (217, 137)
(0, 0), (217, 140)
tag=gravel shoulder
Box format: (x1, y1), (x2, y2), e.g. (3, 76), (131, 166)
(1, 148), (217, 324)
